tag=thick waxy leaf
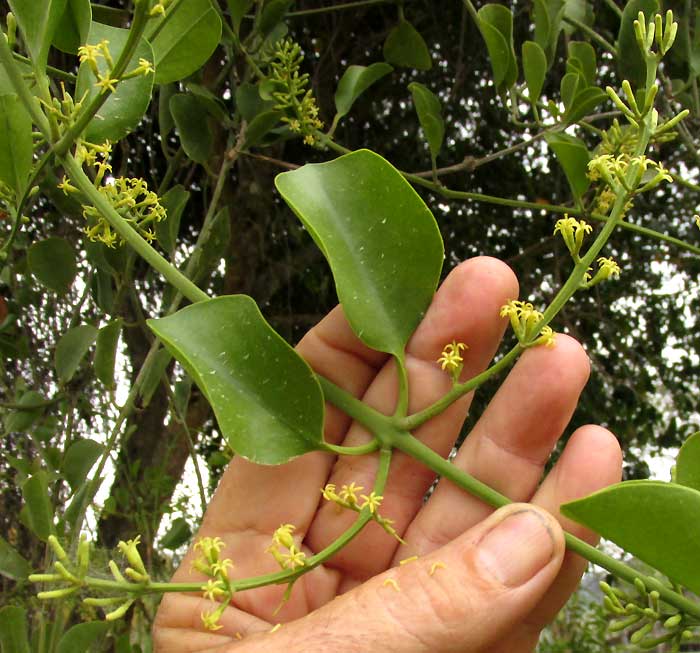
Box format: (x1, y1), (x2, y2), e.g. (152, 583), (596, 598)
(138, 347), (171, 407)
(562, 481), (700, 595)
(275, 149), (443, 357)
(28, 237), (77, 295)
(618, 0), (659, 89)
(533, 0), (566, 64)
(408, 82), (444, 162)
(53, 0), (91, 54)
(228, 0), (254, 32)
(477, 4), (518, 93)
(160, 517), (191, 549)
(567, 41), (596, 86)
(4, 391), (45, 433)
(0, 94), (33, 196)
(242, 110), (283, 149)
(522, 41), (547, 104)
(170, 93), (213, 164)
(259, 0), (294, 36)
(57, 622), (109, 653)
(334, 63), (393, 119)
(21, 472), (54, 540)
(94, 319), (122, 388)
(148, 0), (222, 84)
(62, 439), (103, 491)
(544, 132), (590, 201)
(76, 21), (154, 143)
(8, 0), (67, 71)
(148, 296), (325, 464)
(563, 86), (607, 124)
(0, 536), (30, 581)
(676, 432), (700, 492)
(383, 20), (432, 70)
(156, 185), (189, 252)
(0, 606), (30, 653)
(55, 324), (98, 384)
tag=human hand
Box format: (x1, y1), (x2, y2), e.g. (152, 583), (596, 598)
(153, 257), (622, 652)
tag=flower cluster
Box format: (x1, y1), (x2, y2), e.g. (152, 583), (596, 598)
(78, 38), (153, 96)
(28, 534), (149, 622)
(59, 140), (168, 247)
(600, 578), (696, 652)
(150, 0), (174, 16)
(266, 524), (307, 571)
(499, 300), (555, 348)
(437, 341), (468, 382)
(583, 257), (621, 288)
(587, 154), (672, 196)
(267, 39), (324, 146)
(192, 537), (236, 631)
(321, 483), (404, 543)
(553, 215), (592, 260)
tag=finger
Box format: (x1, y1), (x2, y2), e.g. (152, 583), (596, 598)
(153, 593), (269, 652)
(518, 425), (622, 631)
(397, 334), (590, 561)
(306, 257), (518, 582)
(243, 505), (565, 653)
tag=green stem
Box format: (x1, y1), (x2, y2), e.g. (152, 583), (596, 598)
(286, 0), (392, 16)
(53, 1), (150, 156)
(321, 440), (381, 456)
(12, 52), (76, 82)
(390, 433), (700, 621)
(562, 15), (618, 54)
(394, 355), (409, 418)
(399, 344), (522, 430)
(0, 34), (51, 137)
(62, 155), (208, 304)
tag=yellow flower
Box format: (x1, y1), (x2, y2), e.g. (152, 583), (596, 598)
(272, 524), (296, 549)
(499, 300), (554, 349)
(360, 491), (383, 514)
(553, 215), (592, 258)
(280, 545), (306, 570)
(339, 482), (363, 507)
(201, 608), (224, 631)
(201, 579), (226, 601)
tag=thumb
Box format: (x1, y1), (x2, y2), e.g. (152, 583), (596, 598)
(272, 504), (565, 653)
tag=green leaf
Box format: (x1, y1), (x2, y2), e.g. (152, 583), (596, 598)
(236, 83), (275, 121)
(27, 237), (77, 295)
(562, 0), (594, 36)
(0, 606), (30, 653)
(54, 324), (98, 385)
(192, 207), (231, 282)
(676, 432), (700, 492)
(617, 0), (660, 89)
(57, 622), (109, 653)
(242, 110), (283, 149)
(560, 71), (581, 112)
(383, 20), (432, 70)
(564, 86), (607, 124)
(275, 149), (444, 357)
(21, 471), (54, 540)
(64, 478), (102, 528)
(62, 439), (104, 492)
(170, 93), (213, 164)
(0, 536), (30, 581)
(334, 63), (393, 119)
(544, 132), (591, 201)
(567, 41), (596, 86)
(76, 21), (155, 143)
(4, 391), (45, 433)
(185, 83), (229, 125)
(158, 83), (176, 137)
(8, 0), (67, 71)
(533, 0), (566, 64)
(0, 94), (33, 196)
(258, 0), (293, 36)
(562, 480), (700, 595)
(52, 0), (91, 54)
(477, 4), (518, 93)
(148, 296), (325, 465)
(94, 319), (122, 388)
(148, 0), (222, 85)
(228, 0), (254, 32)
(156, 185), (189, 253)
(408, 82), (444, 163)
(160, 517), (191, 549)
(522, 41), (547, 104)
(138, 347), (171, 407)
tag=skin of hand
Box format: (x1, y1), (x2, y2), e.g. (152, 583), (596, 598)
(152, 257), (622, 653)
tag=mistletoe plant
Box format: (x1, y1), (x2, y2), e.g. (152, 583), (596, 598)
(2, 0), (700, 651)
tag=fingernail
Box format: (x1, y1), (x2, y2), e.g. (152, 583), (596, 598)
(476, 509), (555, 587)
